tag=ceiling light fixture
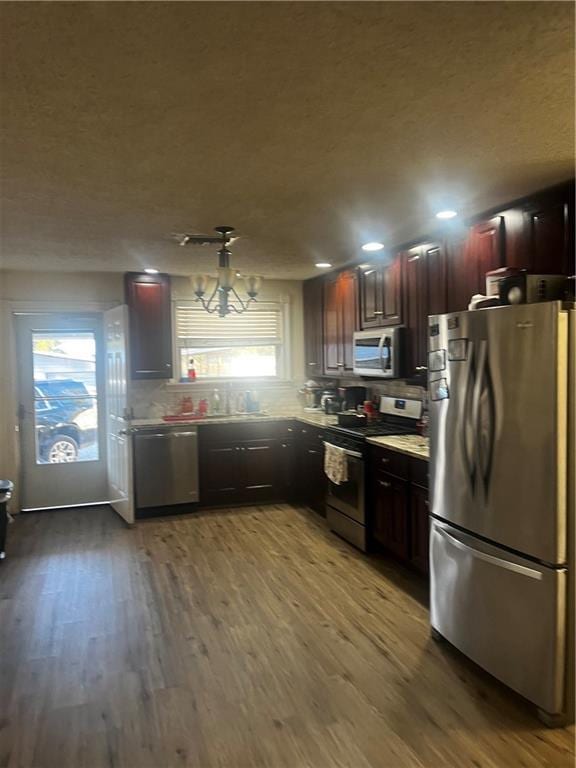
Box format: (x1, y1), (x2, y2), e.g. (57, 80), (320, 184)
(315, 262), (332, 268)
(361, 242), (385, 252)
(436, 210), (458, 220)
(179, 226), (261, 317)
(144, 268), (159, 274)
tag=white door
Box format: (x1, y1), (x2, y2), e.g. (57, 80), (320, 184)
(16, 313), (108, 509)
(104, 306), (134, 524)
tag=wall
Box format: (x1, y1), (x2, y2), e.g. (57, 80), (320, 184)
(0, 270), (305, 506)
(130, 276), (305, 417)
(0, 270), (124, 509)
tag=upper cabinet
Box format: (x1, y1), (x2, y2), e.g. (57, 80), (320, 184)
(125, 272), (173, 379)
(323, 269), (357, 376)
(402, 241), (447, 376)
(302, 277), (324, 376)
(358, 254), (402, 329)
(521, 184), (574, 275)
(446, 216), (504, 313)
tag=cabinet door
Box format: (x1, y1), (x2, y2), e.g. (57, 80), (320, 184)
(381, 256), (402, 325)
(125, 272), (173, 379)
(303, 278), (324, 376)
(525, 199), (571, 275)
(339, 270), (357, 373)
(359, 267), (381, 328)
(410, 484), (430, 575)
(372, 474), (409, 560)
(278, 440), (297, 501)
(323, 274), (340, 375)
(425, 243), (447, 316)
(301, 441), (326, 515)
(403, 249), (427, 376)
(200, 444), (240, 506)
(446, 217), (503, 313)
(240, 440), (278, 502)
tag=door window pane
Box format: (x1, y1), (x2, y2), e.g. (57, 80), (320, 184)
(32, 331), (100, 464)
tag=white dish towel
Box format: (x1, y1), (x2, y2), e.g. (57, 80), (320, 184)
(324, 443), (348, 485)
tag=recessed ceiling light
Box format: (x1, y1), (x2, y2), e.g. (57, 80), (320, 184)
(361, 242), (385, 252)
(435, 210), (458, 220)
(315, 262), (332, 269)
(144, 268), (159, 274)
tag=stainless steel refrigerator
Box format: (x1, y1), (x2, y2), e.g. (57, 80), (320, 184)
(428, 301), (575, 725)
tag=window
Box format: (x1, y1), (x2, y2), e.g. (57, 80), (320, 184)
(174, 302), (286, 380)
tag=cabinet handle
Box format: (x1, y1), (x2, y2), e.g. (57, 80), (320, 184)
(308, 362), (317, 366)
(165, 363), (171, 368)
(415, 366), (428, 373)
(281, 443), (288, 448)
(378, 480), (392, 488)
(287, 428), (294, 433)
(374, 311), (383, 315)
(308, 449), (319, 455)
(425, 500), (429, 508)
(301, 429), (307, 434)
(381, 457), (390, 464)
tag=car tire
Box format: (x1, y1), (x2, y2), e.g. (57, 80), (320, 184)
(45, 434), (79, 463)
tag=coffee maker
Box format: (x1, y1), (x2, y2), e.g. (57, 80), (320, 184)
(338, 385), (367, 411)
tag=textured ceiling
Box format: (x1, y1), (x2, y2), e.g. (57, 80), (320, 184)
(0, 2), (574, 279)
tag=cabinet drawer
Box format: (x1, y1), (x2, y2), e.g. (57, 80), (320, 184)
(200, 421), (279, 446)
(370, 447), (409, 479)
(410, 457), (429, 488)
(298, 424), (326, 445)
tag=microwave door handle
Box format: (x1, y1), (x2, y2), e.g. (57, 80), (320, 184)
(379, 336), (386, 372)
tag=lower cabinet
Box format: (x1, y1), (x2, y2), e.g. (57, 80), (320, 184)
(198, 420), (327, 512)
(369, 447), (430, 575)
(199, 423), (285, 506)
(296, 424), (327, 516)
(372, 473), (409, 560)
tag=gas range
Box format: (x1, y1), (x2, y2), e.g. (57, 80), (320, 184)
(325, 419), (418, 454)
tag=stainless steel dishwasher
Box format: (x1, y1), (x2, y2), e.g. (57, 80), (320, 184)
(133, 427), (199, 509)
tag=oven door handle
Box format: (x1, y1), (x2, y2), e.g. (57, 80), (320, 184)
(323, 441), (363, 459)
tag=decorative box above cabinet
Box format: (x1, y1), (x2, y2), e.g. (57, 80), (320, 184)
(124, 272), (173, 379)
(359, 254), (402, 329)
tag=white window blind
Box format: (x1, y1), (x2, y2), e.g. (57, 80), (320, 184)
(175, 302), (283, 346)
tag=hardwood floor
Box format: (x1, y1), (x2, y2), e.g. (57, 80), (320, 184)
(0, 504), (573, 768)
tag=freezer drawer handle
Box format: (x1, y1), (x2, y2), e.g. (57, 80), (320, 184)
(435, 526), (543, 581)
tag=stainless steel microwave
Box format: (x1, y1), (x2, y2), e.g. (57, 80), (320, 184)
(352, 327), (404, 378)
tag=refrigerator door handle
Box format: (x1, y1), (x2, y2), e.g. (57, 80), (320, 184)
(475, 341), (496, 499)
(461, 349), (477, 497)
(435, 524), (543, 581)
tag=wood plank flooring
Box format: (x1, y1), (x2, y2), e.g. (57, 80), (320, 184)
(0, 504), (574, 768)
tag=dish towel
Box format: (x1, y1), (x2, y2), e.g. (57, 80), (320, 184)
(324, 443), (348, 485)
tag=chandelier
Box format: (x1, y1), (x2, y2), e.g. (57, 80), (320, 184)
(179, 226), (262, 317)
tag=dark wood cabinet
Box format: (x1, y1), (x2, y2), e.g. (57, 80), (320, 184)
(125, 272), (173, 379)
(403, 248), (428, 375)
(522, 184), (574, 275)
(199, 423), (281, 506)
(302, 278), (324, 376)
(323, 270), (357, 375)
(446, 216), (504, 313)
(409, 483), (429, 575)
(369, 447), (430, 574)
(359, 255), (402, 329)
(372, 473), (409, 560)
(296, 424), (327, 515)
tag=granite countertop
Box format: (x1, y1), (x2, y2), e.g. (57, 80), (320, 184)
(129, 411), (338, 430)
(366, 434), (430, 461)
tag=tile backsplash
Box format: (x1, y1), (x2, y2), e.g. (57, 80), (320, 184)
(129, 380), (303, 418)
(130, 377), (426, 419)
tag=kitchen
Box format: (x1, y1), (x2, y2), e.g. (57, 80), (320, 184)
(0, 2), (575, 767)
